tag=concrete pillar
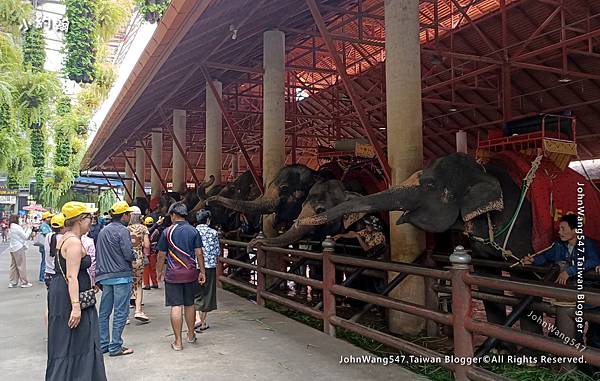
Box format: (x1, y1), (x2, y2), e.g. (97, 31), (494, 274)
(456, 130), (468, 153)
(135, 145), (145, 199)
(205, 80), (222, 186)
(262, 29), (285, 188)
(151, 131), (163, 199)
(385, 0), (426, 335)
(262, 29), (286, 285)
(172, 109), (187, 193)
(124, 157), (134, 204)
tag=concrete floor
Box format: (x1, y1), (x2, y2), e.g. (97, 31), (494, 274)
(0, 243), (426, 381)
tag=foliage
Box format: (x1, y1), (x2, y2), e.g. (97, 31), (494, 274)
(55, 94), (72, 116)
(22, 26), (45, 71)
(64, 0), (97, 83)
(96, 0), (132, 43)
(15, 70), (61, 123)
(6, 143), (32, 189)
(98, 189), (117, 213)
(0, 101), (11, 130)
(53, 124), (72, 167)
(137, 0), (171, 23)
(0, 0), (32, 36)
(30, 125), (45, 167)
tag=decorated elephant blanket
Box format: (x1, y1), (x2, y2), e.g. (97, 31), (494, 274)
(490, 151), (600, 253)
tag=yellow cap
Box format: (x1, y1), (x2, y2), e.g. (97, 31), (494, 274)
(50, 213), (65, 228)
(109, 201), (136, 215)
(62, 202), (98, 220)
(144, 216), (154, 226)
(42, 211), (54, 220)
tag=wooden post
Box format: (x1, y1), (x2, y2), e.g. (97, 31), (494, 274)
(450, 246), (474, 381)
(322, 236), (336, 337)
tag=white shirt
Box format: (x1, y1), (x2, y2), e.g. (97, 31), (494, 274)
(9, 223), (30, 252)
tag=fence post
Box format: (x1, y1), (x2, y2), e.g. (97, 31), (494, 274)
(554, 302), (577, 371)
(216, 229), (224, 289)
(322, 236), (336, 337)
(424, 250), (440, 337)
(255, 232), (266, 306)
(450, 245), (474, 381)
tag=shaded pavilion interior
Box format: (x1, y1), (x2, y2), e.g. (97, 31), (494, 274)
(82, 0), (600, 186)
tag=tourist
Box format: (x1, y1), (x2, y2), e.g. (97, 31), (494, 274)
(142, 216), (158, 290)
(46, 201), (106, 381)
(88, 213), (103, 246)
(36, 211), (54, 283)
(82, 233), (96, 286)
(44, 214), (65, 289)
(127, 207), (151, 322)
(96, 201), (136, 356)
(1, 217), (9, 242)
(194, 210), (220, 332)
(156, 202), (206, 351)
(43, 213), (65, 327)
(8, 214), (32, 288)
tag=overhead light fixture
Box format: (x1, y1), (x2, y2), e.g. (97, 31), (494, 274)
(448, 107), (458, 112)
(558, 77), (572, 83)
(378, 127), (386, 130)
(285, 120), (292, 123)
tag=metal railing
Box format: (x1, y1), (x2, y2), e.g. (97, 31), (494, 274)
(217, 237), (600, 381)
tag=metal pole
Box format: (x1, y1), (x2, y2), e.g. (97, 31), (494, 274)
(450, 246), (474, 381)
(256, 232), (266, 306)
(122, 152), (148, 199)
(100, 170), (121, 201)
(140, 139), (168, 191)
(109, 158), (134, 202)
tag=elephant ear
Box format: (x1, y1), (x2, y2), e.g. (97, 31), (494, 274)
(342, 192), (366, 229)
(460, 178), (504, 222)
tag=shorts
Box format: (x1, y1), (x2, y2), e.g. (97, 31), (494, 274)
(195, 268), (217, 312)
(165, 281), (200, 307)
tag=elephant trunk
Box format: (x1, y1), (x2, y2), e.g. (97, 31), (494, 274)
(207, 185), (281, 215)
(253, 204), (317, 247)
(200, 175), (215, 189)
(207, 195), (281, 214)
(297, 172), (420, 226)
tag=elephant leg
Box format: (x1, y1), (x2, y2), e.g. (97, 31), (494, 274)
(474, 265), (516, 353)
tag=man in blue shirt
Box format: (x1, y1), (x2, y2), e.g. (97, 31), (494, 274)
(523, 214), (600, 284)
(157, 201), (205, 351)
(523, 214), (600, 348)
(96, 201), (136, 356)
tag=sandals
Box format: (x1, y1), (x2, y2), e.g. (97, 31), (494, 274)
(134, 312), (150, 323)
(171, 342), (183, 351)
(197, 324), (210, 332)
(109, 347), (134, 357)
(187, 334), (197, 344)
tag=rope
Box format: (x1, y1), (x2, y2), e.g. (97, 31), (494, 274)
(469, 154), (543, 262)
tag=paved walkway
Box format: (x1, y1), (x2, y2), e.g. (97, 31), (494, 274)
(0, 243), (426, 380)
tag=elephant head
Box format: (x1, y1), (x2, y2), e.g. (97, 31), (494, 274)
(250, 180), (362, 247)
(298, 153), (504, 233)
(207, 164), (318, 225)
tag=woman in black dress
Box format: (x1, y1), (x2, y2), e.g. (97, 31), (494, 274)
(46, 202), (107, 381)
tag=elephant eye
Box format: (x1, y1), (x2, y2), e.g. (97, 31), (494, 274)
(423, 180), (436, 191)
(280, 185), (289, 194)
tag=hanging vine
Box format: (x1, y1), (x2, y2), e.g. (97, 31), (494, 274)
(64, 0), (98, 83)
(22, 25), (45, 72)
(30, 125), (45, 167)
(136, 0), (171, 23)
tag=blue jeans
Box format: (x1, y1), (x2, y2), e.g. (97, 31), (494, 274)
(38, 247), (45, 282)
(98, 282), (131, 354)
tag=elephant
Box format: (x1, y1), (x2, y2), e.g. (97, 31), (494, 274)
(207, 164), (320, 238)
(297, 153), (540, 350)
(156, 176), (216, 218)
(205, 170), (262, 235)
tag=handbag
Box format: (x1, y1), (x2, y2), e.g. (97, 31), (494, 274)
(57, 239), (96, 310)
(33, 232), (45, 247)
